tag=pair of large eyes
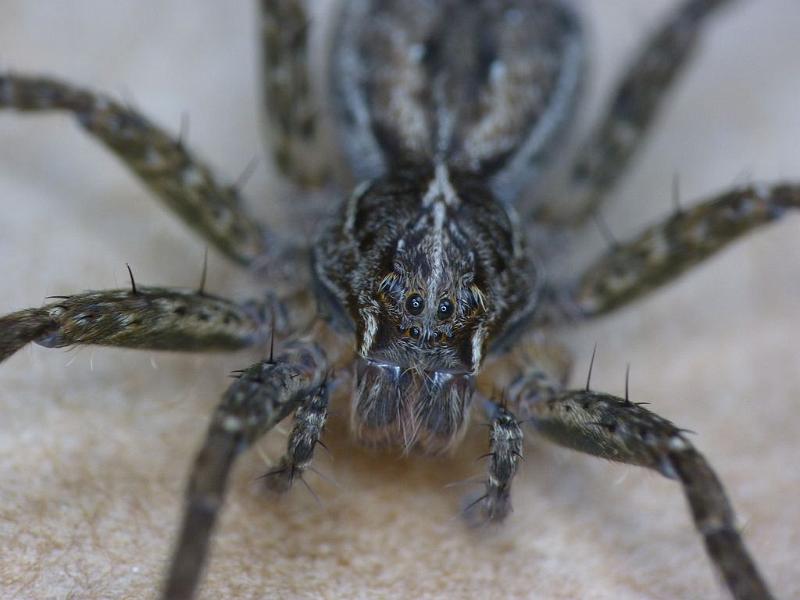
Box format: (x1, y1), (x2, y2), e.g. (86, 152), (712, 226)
(405, 294), (454, 319)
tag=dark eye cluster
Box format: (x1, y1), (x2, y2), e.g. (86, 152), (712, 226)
(405, 293), (424, 315)
(404, 293), (455, 320)
(401, 293), (456, 341)
(437, 298), (453, 319)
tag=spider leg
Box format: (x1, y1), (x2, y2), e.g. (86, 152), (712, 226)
(512, 377), (774, 600)
(262, 375), (329, 494)
(467, 401), (523, 524)
(539, 0), (736, 224)
(0, 74), (289, 268)
(0, 286), (268, 363)
(163, 338), (327, 600)
(478, 334), (573, 401)
(557, 182), (800, 319)
(466, 337), (572, 522)
(260, 0), (330, 187)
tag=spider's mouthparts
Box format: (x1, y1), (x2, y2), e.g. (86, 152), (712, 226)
(350, 359), (474, 454)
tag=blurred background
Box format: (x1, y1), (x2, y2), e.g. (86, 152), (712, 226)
(0, 1), (798, 598)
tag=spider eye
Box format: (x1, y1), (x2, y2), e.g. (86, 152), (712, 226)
(437, 298), (454, 319)
(409, 326), (421, 339)
(405, 293), (424, 315)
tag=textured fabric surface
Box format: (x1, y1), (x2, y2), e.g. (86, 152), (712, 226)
(1, 1), (799, 599)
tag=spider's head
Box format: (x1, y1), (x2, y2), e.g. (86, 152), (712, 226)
(350, 204), (492, 454)
(314, 168), (538, 454)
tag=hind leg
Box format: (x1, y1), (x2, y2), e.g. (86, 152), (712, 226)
(260, 0), (331, 187)
(538, 0), (736, 225)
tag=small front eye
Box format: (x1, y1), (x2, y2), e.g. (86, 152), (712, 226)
(437, 298), (454, 319)
(409, 326), (421, 339)
(405, 293), (424, 315)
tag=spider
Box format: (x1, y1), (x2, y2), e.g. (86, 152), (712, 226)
(0, 1), (791, 600)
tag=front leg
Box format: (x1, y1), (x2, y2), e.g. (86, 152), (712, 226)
(468, 402), (523, 523)
(515, 381), (773, 600)
(163, 338), (327, 600)
(0, 286), (267, 363)
(470, 336), (571, 523)
(263, 377), (330, 494)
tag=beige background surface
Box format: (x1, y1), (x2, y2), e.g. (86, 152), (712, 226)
(1, 1), (799, 599)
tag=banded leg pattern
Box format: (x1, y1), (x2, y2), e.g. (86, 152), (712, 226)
(475, 403), (523, 523)
(544, 0), (736, 223)
(572, 182), (800, 317)
(0, 287), (266, 363)
(0, 74), (273, 266)
(518, 385), (773, 600)
(263, 378), (330, 493)
(163, 338), (327, 600)
(260, 0), (329, 186)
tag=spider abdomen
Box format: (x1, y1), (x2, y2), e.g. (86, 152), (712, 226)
(331, 0), (584, 202)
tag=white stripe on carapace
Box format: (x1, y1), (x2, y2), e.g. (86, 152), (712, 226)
(359, 307), (378, 356)
(421, 163), (458, 208)
(419, 164), (459, 302)
(470, 324), (487, 373)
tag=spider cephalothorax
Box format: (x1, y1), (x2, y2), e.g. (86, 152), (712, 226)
(314, 164), (539, 452)
(0, 1), (794, 598)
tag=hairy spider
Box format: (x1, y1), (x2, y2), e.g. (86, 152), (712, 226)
(1, 1), (799, 599)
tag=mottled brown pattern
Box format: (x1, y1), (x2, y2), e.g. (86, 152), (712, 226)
(260, 0), (329, 186)
(547, 0), (736, 223)
(0, 1), (796, 599)
(0, 287), (265, 359)
(313, 166), (539, 452)
(572, 183), (800, 316)
(522, 383), (772, 600)
(263, 380), (330, 493)
(333, 0), (584, 199)
(0, 74), (272, 266)
(165, 339), (327, 600)
(475, 403), (523, 522)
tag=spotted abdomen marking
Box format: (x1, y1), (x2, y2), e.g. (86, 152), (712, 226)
(331, 0), (584, 201)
